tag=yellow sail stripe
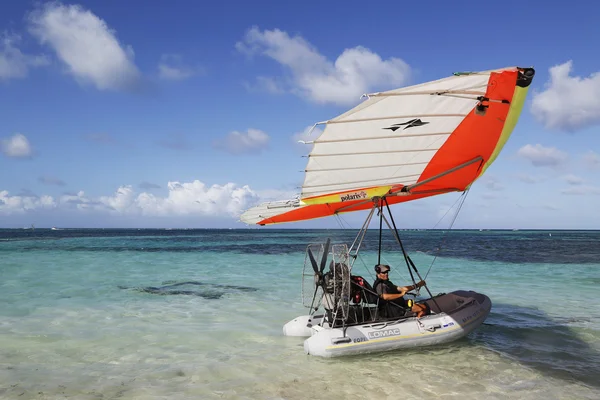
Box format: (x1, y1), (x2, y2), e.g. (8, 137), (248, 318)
(300, 185), (393, 206)
(477, 84), (530, 179)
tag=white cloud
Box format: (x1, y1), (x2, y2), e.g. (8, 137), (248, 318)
(0, 33), (49, 80)
(236, 26), (411, 105)
(213, 128), (269, 155)
(517, 144), (568, 167)
(583, 151), (600, 169)
(158, 54), (198, 81)
(561, 185), (600, 196)
(1, 133), (33, 158)
(59, 190), (105, 210)
(99, 185), (136, 212)
(530, 61), (600, 131)
(27, 2), (140, 91)
(118, 181), (259, 217)
(561, 174), (583, 185)
(0, 180), (260, 218)
(0, 190), (55, 214)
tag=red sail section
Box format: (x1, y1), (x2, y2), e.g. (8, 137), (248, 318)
(415, 70), (518, 192)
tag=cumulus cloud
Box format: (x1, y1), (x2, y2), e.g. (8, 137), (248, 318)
(213, 128), (269, 155)
(530, 61), (600, 131)
(236, 26), (411, 105)
(158, 54), (198, 80)
(38, 175), (66, 186)
(27, 2), (140, 91)
(517, 144), (568, 167)
(59, 191), (105, 209)
(0, 190), (55, 214)
(138, 181), (259, 217)
(0, 180), (260, 218)
(1, 133), (33, 158)
(0, 33), (49, 80)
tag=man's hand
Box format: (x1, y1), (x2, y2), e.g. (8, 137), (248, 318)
(416, 280), (426, 288)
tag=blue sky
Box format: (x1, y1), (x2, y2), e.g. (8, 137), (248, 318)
(1, 0), (599, 229)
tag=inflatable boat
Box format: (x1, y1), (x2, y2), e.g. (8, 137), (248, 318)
(284, 289), (491, 357)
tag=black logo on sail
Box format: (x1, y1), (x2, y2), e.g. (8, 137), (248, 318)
(383, 119), (429, 131)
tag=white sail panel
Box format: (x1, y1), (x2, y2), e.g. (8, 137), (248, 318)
(301, 73), (493, 200)
(329, 73), (494, 125)
(304, 136), (450, 196)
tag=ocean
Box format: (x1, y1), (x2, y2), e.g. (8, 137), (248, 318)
(1, 228), (599, 399)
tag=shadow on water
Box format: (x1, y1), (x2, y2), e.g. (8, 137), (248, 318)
(469, 303), (599, 389)
(118, 280), (259, 299)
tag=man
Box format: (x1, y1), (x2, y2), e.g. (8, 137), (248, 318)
(373, 264), (429, 318)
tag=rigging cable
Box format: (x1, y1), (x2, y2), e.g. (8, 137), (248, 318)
(423, 187), (472, 281)
(377, 202), (383, 265)
(383, 197), (417, 287)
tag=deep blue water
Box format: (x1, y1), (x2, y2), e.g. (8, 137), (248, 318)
(2, 228), (600, 264)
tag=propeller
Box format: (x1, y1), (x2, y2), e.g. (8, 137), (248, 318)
(307, 238), (331, 309)
(307, 238), (330, 275)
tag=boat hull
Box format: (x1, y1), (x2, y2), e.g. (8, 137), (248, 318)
(284, 290), (491, 357)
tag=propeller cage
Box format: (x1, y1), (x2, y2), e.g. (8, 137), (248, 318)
(301, 240), (351, 322)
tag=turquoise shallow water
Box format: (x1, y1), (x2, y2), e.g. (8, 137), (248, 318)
(1, 229), (599, 399)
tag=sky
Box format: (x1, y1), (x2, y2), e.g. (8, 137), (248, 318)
(1, 0), (599, 229)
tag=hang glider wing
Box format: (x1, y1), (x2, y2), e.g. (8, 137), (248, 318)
(241, 66), (535, 226)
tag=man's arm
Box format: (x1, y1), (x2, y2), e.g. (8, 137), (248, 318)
(381, 292), (406, 301)
(397, 280), (426, 293)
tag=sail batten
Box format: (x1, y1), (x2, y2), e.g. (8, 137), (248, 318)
(306, 161), (428, 173)
(308, 148), (440, 157)
(368, 89), (487, 97)
(240, 66), (535, 226)
(313, 132), (453, 144)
